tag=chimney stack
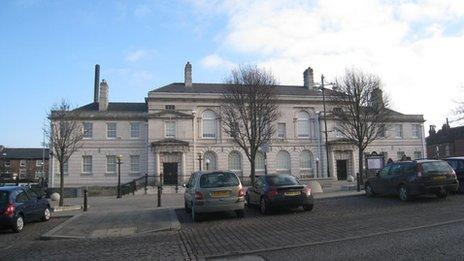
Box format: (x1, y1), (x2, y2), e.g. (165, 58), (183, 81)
(94, 64), (100, 103)
(429, 125), (436, 136)
(303, 67), (314, 89)
(184, 62), (192, 87)
(99, 79), (108, 111)
(371, 88), (384, 108)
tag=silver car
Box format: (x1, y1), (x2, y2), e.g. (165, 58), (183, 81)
(183, 171), (245, 222)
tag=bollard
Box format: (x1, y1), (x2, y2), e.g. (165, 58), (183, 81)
(144, 173), (148, 195)
(132, 179), (136, 196)
(356, 173), (360, 192)
(175, 184), (178, 193)
(83, 189), (88, 212)
(157, 186), (162, 207)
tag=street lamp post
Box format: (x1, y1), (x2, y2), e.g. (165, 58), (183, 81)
(316, 157), (320, 178)
(205, 158), (210, 171)
(1, 152), (6, 186)
(117, 155), (122, 199)
(321, 75), (331, 178)
(197, 153), (203, 171)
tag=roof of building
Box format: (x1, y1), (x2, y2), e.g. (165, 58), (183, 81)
(150, 82), (337, 96)
(1, 148), (49, 160)
(74, 102), (147, 112)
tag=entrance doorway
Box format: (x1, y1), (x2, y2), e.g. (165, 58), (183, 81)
(163, 163), (178, 185)
(336, 160), (348, 180)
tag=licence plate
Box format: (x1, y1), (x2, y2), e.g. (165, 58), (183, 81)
(434, 176), (446, 182)
(284, 191), (300, 196)
(211, 191), (230, 198)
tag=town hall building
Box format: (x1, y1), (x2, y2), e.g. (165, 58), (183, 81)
(49, 63), (426, 191)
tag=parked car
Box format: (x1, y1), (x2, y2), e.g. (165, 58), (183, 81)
(443, 157), (464, 193)
(245, 174), (314, 214)
(365, 160), (459, 201)
(0, 186), (51, 232)
(184, 171), (245, 222)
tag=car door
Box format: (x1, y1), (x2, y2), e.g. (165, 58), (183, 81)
(25, 188), (42, 219)
(249, 177), (263, 205)
(15, 189), (34, 222)
(372, 165), (391, 195)
(386, 164), (403, 195)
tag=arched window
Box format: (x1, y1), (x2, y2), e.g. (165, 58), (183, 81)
(202, 110), (217, 138)
(228, 151), (242, 172)
(277, 150), (291, 171)
(255, 152), (265, 171)
(300, 150), (313, 169)
(297, 111), (310, 138)
(203, 151), (217, 170)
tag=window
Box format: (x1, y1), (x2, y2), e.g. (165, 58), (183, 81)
(228, 151), (242, 172)
(82, 156), (92, 174)
(165, 121), (176, 138)
(267, 175), (299, 186)
(130, 123), (140, 138)
(4, 160), (10, 167)
(412, 124), (421, 139)
(19, 169), (26, 175)
(20, 160), (26, 167)
(394, 124), (403, 138)
(334, 127), (343, 138)
(130, 155), (140, 173)
(83, 122), (93, 138)
(199, 172), (239, 188)
(63, 161), (68, 174)
(397, 151), (405, 160)
(413, 151), (422, 159)
(255, 152), (265, 171)
(378, 124), (386, 138)
(297, 111), (310, 138)
(36, 160), (43, 167)
(106, 155), (116, 174)
(300, 150), (313, 169)
(15, 191), (29, 203)
(107, 123), (117, 138)
(203, 151), (217, 170)
(202, 110), (217, 138)
(379, 166), (391, 177)
(277, 150), (291, 171)
(277, 123), (286, 138)
(165, 105), (175, 110)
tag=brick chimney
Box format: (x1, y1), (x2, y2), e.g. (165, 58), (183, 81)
(303, 67), (314, 89)
(371, 88), (384, 108)
(185, 62), (192, 87)
(429, 125), (436, 136)
(99, 79), (108, 111)
(94, 64), (100, 103)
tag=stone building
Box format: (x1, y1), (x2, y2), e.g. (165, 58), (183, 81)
(0, 147), (49, 181)
(426, 121), (464, 158)
(49, 63), (426, 190)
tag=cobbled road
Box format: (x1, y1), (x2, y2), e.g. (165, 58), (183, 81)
(3, 194), (464, 260)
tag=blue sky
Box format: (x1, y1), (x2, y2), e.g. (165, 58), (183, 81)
(1, 0), (464, 147)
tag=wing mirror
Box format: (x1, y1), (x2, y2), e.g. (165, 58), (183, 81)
(376, 170), (380, 176)
(182, 183), (188, 188)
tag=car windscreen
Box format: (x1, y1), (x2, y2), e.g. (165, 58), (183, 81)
(266, 175), (299, 186)
(0, 191), (9, 204)
(199, 172), (240, 188)
(422, 161), (454, 175)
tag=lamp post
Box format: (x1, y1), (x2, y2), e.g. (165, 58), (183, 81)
(316, 157), (320, 178)
(205, 158), (210, 171)
(117, 155), (122, 199)
(1, 152), (6, 185)
(197, 153), (203, 171)
(320, 75), (331, 178)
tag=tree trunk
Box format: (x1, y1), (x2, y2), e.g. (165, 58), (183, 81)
(59, 163), (64, 207)
(250, 158), (255, 185)
(358, 147), (364, 186)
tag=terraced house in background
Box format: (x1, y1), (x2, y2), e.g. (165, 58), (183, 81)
(49, 63), (426, 192)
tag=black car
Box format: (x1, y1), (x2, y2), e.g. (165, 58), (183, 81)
(365, 160), (459, 201)
(0, 186), (51, 232)
(443, 157), (464, 193)
(245, 174), (314, 214)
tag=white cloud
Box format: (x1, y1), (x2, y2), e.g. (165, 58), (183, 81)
(192, 0), (464, 128)
(125, 49), (156, 63)
(201, 54), (235, 70)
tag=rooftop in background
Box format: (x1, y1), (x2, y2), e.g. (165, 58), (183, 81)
(1, 148), (49, 160)
(74, 102), (147, 112)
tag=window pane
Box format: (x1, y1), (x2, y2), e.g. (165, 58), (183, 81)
(228, 151), (242, 171)
(130, 155), (140, 172)
(107, 123), (117, 138)
(165, 121), (176, 138)
(83, 156), (92, 173)
(203, 152), (217, 170)
(131, 123), (140, 138)
(413, 151), (422, 159)
(277, 151), (290, 170)
(83, 122), (93, 138)
(277, 123), (286, 138)
(106, 156), (116, 173)
(298, 112), (310, 138)
(395, 124), (403, 138)
(255, 152), (265, 171)
(199, 172), (239, 188)
(202, 111), (217, 138)
(300, 150), (313, 169)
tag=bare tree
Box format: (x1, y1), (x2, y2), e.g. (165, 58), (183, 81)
(331, 69), (390, 183)
(46, 100), (84, 206)
(222, 65), (280, 184)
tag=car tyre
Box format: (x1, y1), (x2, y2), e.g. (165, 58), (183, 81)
(184, 201), (191, 213)
(12, 214), (24, 233)
(245, 194), (251, 208)
(235, 209), (245, 218)
(42, 207), (51, 222)
(365, 183), (375, 197)
(399, 185), (410, 201)
(303, 204), (313, 211)
(260, 197), (270, 215)
(436, 190), (448, 199)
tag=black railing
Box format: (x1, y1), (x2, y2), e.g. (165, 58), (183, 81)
(119, 174), (159, 197)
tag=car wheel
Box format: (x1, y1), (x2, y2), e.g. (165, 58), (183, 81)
(12, 214), (24, 233)
(436, 190), (448, 199)
(42, 207), (51, 222)
(245, 194), (251, 207)
(399, 185), (410, 201)
(303, 204), (313, 211)
(235, 209), (245, 218)
(191, 202), (200, 222)
(365, 183), (375, 197)
(260, 197), (270, 215)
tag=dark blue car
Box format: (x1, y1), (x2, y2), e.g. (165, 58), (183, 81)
(0, 186), (51, 232)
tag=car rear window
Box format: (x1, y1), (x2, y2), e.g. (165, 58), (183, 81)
(421, 161), (454, 175)
(0, 191), (9, 204)
(267, 175), (299, 186)
(199, 172), (240, 188)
